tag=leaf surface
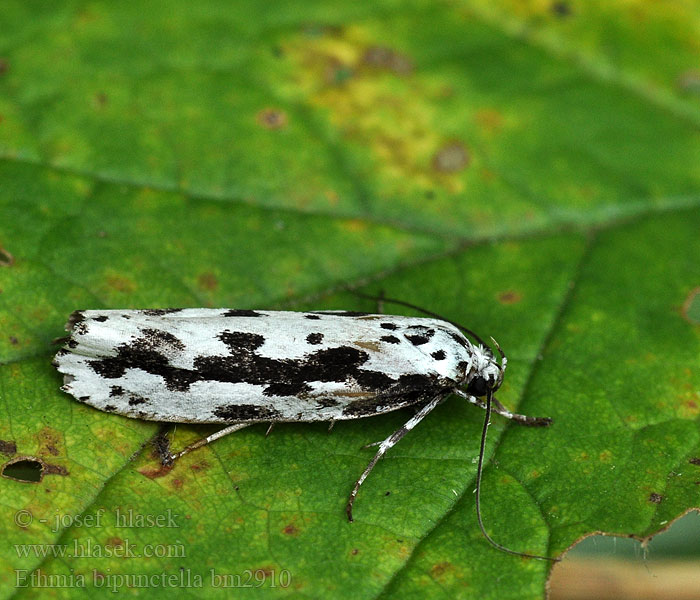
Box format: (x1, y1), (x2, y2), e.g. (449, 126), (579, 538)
(1, 2), (699, 598)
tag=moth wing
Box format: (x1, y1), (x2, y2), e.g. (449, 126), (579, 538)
(53, 309), (469, 423)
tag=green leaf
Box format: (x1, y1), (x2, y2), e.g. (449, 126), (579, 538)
(1, 2), (699, 598)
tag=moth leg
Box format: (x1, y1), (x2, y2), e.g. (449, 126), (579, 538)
(265, 423), (275, 437)
(167, 423), (250, 465)
(362, 440), (382, 449)
(328, 420), (335, 433)
(454, 390), (552, 427)
(346, 394), (444, 522)
(153, 425), (173, 465)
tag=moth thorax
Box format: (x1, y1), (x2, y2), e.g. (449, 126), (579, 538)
(466, 346), (503, 397)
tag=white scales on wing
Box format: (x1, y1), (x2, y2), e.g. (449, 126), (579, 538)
(54, 309), (491, 423)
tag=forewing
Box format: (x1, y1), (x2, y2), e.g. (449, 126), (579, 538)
(53, 310), (469, 423)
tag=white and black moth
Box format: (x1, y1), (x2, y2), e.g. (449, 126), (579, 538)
(53, 301), (556, 561)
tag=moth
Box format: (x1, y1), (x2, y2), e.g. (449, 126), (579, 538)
(53, 297), (557, 561)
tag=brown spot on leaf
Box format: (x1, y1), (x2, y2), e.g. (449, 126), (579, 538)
(689, 457), (700, 466)
(301, 22), (343, 38)
(106, 274), (136, 293)
(172, 478), (183, 490)
(599, 450), (613, 463)
(94, 92), (108, 107)
(257, 108), (287, 130)
(324, 58), (353, 85)
(475, 108), (503, 133)
(682, 287), (700, 324)
(190, 460), (209, 472)
(254, 567), (273, 579)
(550, 1), (572, 17)
(197, 272), (219, 291)
(432, 142), (469, 173)
(0, 440), (17, 456)
(0, 247), (15, 267)
(44, 463), (69, 476)
(648, 492), (663, 504)
(343, 219), (368, 232)
(363, 46), (413, 75)
(678, 70), (700, 95)
(139, 463), (173, 479)
(351, 548), (359, 555)
(9, 336), (18, 345)
(283, 524), (299, 536)
(107, 537), (124, 548)
(35, 427), (62, 457)
(431, 561), (454, 578)
(0, 58), (8, 75)
(497, 290), (522, 305)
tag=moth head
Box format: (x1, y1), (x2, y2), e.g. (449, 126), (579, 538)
(465, 338), (507, 397)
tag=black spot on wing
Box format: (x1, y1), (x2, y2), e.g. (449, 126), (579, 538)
(450, 332), (469, 349)
(304, 314), (321, 320)
(392, 374), (440, 401)
(264, 382), (313, 397)
(104, 405), (117, 412)
(128, 394), (148, 406)
(404, 327), (434, 346)
(223, 309), (265, 317)
(142, 328), (186, 352)
(343, 373), (450, 417)
(354, 370), (395, 389)
(212, 404), (282, 421)
(73, 321), (88, 335)
(93, 315), (108, 322)
(219, 331), (265, 352)
(341, 397), (385, 417)
(196, 345), (385, 398)
(380, 322), (398, 330)
(89, 334), (198, 391)
(306, 333), (323, 345)
(110, 386), (124, 397)
(316, 397), (340, 408)
(142, 309), (183, 316)
(380, 335), (400, 344)
(67, 339), (78, 349)
(431, 350), (446, 360)
(67, 310), (85, 331)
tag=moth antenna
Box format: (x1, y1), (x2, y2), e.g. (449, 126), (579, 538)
(349, 290), (491, 350)
(489, 336), (506, 365)
(490, 336), (508, 383)
(474, 390), (560, 562)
